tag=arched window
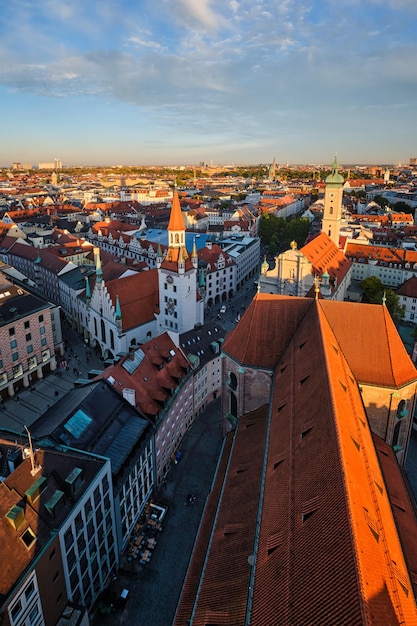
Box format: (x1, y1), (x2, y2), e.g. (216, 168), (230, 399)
(393, 420), (401, 448)
(110, 329), (114, 351)
(229, 372), (237, 391)
(396, 399), (408, 419)
(101, 319), (106, 343)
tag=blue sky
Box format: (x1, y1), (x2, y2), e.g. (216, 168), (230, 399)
(1, 0), (416, 167)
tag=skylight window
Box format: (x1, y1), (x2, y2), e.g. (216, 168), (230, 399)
(21, 527), (36, 548)
(64, 409), (92, 439)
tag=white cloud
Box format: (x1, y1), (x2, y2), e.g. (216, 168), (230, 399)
(127, 37), (162, 49)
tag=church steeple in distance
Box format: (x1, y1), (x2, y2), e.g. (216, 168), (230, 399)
(322, 155), (344, 247)
(167, 190), (186, 250)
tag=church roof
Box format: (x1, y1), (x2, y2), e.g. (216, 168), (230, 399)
(224, 294), (417, 389)
(105, 269), (159, 331)
(325, 156), (344, 184)
(176, 296), (417, 625)
(167, 191), (186, 232)
(319, 300), (417, 388)
(301, 231), (351, 286)
(222, 294), (311, 369)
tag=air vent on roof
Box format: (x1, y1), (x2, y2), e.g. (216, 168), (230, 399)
(223, 523), (243, 536)
(25, 476), (47, 504)
(351, 437), (361, 452)
(267, 531), (284, 556)
(301, 427), (312, 440)
(300, 375), (309, 387)
(45, 490), (65, 517)
(6, 504), (25, 530)
(65, 467), (83, 494)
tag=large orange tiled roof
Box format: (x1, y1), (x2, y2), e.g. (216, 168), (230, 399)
(225, 294), (417, 389)
(105, 269), (159, 331)
(222, 294), (311, 369)
(176, 298), (417, 624)
(301, 231), (351, 285)
(319, 300), (417, 388)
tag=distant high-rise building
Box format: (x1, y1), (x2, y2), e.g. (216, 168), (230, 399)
(38, 159), (62, 170)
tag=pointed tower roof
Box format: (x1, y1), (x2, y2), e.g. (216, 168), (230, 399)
(167, 191), (185, 233)
(325, 155), (344, 185)
(115, 295), (122, 320)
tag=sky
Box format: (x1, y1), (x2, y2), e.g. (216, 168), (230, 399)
(0, 0), (416, 167)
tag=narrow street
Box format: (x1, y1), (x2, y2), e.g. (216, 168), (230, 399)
(95, 399), (224, 626)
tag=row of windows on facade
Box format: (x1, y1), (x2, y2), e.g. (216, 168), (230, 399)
(0, 352), (50, 381)
(2, 337), (48, 366)
(8, 315), (44, 337)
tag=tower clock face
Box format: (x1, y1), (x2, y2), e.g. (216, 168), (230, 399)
(166, 275), (173, 283)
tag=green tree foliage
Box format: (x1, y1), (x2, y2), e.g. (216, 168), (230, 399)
(373, 195), (390, 209)
(360, 276), (405, 322)
(258, 214), (310, 254)
(392, 201), (414, 215)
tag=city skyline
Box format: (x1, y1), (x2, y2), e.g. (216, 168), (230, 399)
(1, 0), (416, 167)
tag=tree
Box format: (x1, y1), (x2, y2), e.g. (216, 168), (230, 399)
(393, 201), (414, 215)
(258, 214), (309, 255)
(373, 195), (390, 210)
(360, 276), (405, 322)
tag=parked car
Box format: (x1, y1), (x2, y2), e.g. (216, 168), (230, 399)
(220, 305), (227, 314)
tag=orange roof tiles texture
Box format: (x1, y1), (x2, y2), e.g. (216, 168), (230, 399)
(177, 297), (417, 624)
(167, 191), (186, 232)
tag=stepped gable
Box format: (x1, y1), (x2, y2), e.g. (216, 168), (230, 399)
(319, 300), (417, 388)
(104, 269), (159, 331)
(222, 293), (312, 369)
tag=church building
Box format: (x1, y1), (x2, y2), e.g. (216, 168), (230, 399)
(259, 157), (351, 300)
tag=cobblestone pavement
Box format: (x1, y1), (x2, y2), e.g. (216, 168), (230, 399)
(95, 398), (224, 626)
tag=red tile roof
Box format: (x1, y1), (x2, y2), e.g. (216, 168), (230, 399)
(301, 231), (351, 286)
(397, 277), (417, 298)
(319, 299), (417, 388)
(222, 294), (312, 369)
(102, 333), (189, 419)
(225, 294), (417, 389)
(177, 297), (417, 624)
(105, 269), (159, 331)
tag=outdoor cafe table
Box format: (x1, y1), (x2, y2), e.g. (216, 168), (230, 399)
(140, 549), (151, 563)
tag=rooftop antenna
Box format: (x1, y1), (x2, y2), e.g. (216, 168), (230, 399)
(24, 425), (41, 476)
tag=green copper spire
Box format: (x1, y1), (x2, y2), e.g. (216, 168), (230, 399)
(115, 294), (122, 319)
(325, 154), (344, 185)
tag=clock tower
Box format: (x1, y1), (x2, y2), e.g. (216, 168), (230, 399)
(322, 156), (344, 247)
(157, 191), (203, 337)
